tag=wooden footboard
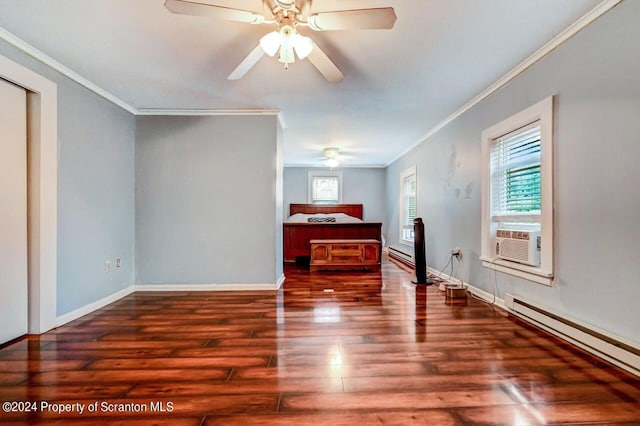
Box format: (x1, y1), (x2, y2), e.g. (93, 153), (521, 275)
(310, 239), (381, 272)
(283, 222), (382, 262)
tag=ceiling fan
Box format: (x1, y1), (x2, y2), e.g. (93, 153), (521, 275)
(164, 0), (397, 83)
(322, 147), (341, 168)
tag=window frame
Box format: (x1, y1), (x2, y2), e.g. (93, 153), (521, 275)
(480, 96), (554, 286)
(308, 171), (343, 204)
(399, 166), (417, 247)
(492, 122), (542, 221)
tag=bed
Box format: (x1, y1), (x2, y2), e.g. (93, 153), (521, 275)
(283, 204), (382, 262)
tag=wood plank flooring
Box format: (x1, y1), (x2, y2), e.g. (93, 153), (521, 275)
(0, 257), (638, 425)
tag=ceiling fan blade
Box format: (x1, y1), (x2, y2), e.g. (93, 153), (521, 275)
(228, 45), (265, 80)
(306, 41), (344, 83)
(165, 0), (265, 24)
(308, 8), (396, 31)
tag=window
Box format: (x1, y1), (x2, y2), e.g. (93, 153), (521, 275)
(481, 96), (554, 285)
(492, 123), (541, 221)
(308, 171), (343, 204)
(399, 166), (416, 245)
(312, 176), (339, 204)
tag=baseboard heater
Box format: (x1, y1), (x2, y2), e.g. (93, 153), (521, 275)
(505, 294), (640, 377)
(388, 247), (414, 268)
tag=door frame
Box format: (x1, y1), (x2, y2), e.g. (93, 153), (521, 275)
(0, 54), (57, 334)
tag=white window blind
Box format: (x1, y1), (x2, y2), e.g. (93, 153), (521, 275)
(491, 123), (541, 221)
(401, 172), (416, 242)
(312, 176), (339, 204)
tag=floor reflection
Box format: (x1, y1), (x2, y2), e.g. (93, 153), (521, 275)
(0, 258), (638, 424)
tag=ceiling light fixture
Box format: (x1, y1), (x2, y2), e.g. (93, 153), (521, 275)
(260, 23), (313, 69)
(325, 158), (340, 168)
(323, 147), (340, 168)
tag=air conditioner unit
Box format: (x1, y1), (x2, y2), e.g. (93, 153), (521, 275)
(495, 229), (540, 266)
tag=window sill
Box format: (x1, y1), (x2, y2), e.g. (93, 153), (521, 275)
(399, 239), (414, 248)
(480, 256), (553, 286)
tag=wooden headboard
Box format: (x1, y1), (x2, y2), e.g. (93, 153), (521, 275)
(289, 204), (364, 220)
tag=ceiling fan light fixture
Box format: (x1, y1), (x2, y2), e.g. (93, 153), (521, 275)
(324, 158), (340, 169)
(324, 147), (339, 158)
(278, 44), (295, 67)
(260, 24), (312, 67)
(260, 31), (281, 56)
(279, 24), (295, 47)
(293, 34), (314, 59)
(323, 147), (340, 168)
(273, 24), (297, 67)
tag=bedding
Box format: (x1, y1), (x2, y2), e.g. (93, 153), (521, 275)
(286, 213), (363, 223)
(307, 217), (336, 223)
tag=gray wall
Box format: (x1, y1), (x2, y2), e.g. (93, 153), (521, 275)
(283, 167), (386, 224)
(136, 115), (281, 285)
(275, 122), (284, 281)
(0, 42), (136, 317)
(385, 1), (640, 342)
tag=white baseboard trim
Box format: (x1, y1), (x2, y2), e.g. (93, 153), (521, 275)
(56, 278), (284, 327)
(276, 274), (285, 289)
(505, 294), (640, 377)
(465, 283), (508, 312)
(56, 286), (134, 327)
(134, 282), (281, 291)
(427, 266), (506, 312)
(425, 266), (639, 377)
(426, 266), (452, 280)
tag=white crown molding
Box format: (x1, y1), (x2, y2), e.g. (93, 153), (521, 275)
(284, 163), (387, 168)
(0, 27), (138, 115)
(386, 0), (623, 167)
(0, 27), (284, 119)
(136, 108), (281, 116)
(2, 0), (621, 166)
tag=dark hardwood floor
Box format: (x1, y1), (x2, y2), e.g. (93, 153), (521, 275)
(1, 257), (639, 425)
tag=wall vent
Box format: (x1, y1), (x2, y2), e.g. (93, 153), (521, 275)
(505, 294), (640, 377)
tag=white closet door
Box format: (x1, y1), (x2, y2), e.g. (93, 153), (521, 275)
(0, 78), (28, 344)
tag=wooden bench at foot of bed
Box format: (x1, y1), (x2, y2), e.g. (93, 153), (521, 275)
(310, 239), (381, 272)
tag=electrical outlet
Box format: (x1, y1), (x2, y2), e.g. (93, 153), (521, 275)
(115, 258), (121, 268)
(105, 260), (111, 272)
(451, 248), (462, 259)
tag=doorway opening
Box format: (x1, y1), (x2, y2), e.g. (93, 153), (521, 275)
(0, 54), (57, 335)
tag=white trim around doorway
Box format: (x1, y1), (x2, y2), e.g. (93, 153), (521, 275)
(0, 54), (57, 334)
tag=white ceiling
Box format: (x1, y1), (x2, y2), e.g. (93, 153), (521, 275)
(0, 0), (603, 166)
